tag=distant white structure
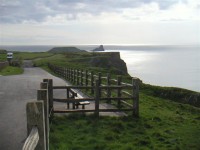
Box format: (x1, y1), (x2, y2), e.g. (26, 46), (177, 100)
(7, 52), (13, 65)
(7, 52), (13, 59)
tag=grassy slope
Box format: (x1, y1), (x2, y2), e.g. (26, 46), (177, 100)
(0, 66), (23, 75)
(50, 94), (200, 150)
(32, 52), (200, 150)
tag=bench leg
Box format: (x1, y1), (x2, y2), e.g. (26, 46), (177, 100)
(73, 102), (75, 109)
(67, 102), (70, 109)
(76, 103), (79, 109)
(82, 105), (85, 109)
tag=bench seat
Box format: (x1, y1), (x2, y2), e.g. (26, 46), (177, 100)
(76, 101), (90, 109)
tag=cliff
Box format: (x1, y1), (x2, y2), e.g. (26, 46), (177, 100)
(89, 52), (128, 75)
(142, 84), (200, 108)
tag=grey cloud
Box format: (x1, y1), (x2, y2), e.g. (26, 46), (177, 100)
(0, 0), (183, 24)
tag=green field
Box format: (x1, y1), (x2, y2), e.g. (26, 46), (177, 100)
(14, 52), (54, 60)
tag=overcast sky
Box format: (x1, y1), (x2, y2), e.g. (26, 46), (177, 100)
(0, 0), (199, 45)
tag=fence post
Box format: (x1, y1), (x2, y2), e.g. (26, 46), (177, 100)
(132, 78), (139, 117)
(95, 80), (100, 117)
(26, 101), (46, 150)
(67, 68), (69, 80)
(43, 79), (54, 119)
(69, 68), (72, 81)
(85, 70), (88, 91)
(85, 70), (88, 85)
(65, 68), (68, 79)
(77, 69), (79, 85)
(81, 69), (83, 85)
(117, 76), (122, 108)
(62, 67), (64, 77)
(73, 69), (76, 83)
(37, 88), (49, 150)
(64, 68), (67, 79)
(66, 88), (70, 109)
(91, 71), (94, 94)
(98, 72), (101, 97)
(48, 79), (53, 119)
(107, 73), (111, 103)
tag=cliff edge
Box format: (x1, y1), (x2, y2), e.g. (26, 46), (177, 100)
(90, 52), (127, 75)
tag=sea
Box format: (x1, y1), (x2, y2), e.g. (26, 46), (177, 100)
(0, 45), (199, 92)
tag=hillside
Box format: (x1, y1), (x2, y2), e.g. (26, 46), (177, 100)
(48, 47), (86, 53)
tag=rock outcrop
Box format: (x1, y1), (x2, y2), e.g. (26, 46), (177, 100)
(92, 45), (105, 51)
(89, 52), (128, 75)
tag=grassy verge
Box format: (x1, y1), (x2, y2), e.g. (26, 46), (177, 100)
(0, 53), (7, 61)
(50, 93), (200, 150)
(0, 66), (23, 76)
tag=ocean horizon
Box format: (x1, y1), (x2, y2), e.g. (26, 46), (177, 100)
(0, 45), (199, 92)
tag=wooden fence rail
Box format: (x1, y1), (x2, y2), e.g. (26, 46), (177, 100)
(23, 71), (139, 149)
(23, 79), (54, 150)
(48, 63), (139, 117)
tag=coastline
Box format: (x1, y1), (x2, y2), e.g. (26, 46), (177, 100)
(0, 45), (199, 92)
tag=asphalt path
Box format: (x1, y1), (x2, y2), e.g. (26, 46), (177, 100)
(0, 67), (66, 150)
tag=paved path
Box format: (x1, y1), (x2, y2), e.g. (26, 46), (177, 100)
(0, 66), (125, 150)
(0, 67), (66, 150)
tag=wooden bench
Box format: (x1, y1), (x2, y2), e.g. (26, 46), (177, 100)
(66, 88), (90, 109)
(75, 101), (90, 109)
(67, 89), (78, 109)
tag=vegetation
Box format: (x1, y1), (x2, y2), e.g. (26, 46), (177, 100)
(0, 53), (7, 61)
(0, 52), (54, 75)
(13, 52), (54, 60)
(48, 47), (86, 53)
(50, 94), (200, 150)
(0, 66), (23, 76)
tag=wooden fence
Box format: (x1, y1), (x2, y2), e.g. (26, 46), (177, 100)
(22, 65), (140, 149)
(23, 79), (53, 150)
(48, 63), (139, 117)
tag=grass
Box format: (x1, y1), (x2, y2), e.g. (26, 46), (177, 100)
(0, 53), (7, 61)
(50, 94), (200, 150)
(0, 66), (23, 76)
(14, 52), (54, 60)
